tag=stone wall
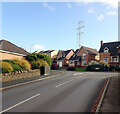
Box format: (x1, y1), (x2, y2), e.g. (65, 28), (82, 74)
(2, 69), (40, 83)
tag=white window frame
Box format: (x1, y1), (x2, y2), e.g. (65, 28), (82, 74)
(111, 56), (119, 63)
(82, 61), (87, 66)
(104, 47), (109, 54)
(82, 53), (86, 59)
(77, 61), (80, 65)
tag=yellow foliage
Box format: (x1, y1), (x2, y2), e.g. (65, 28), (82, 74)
(13, 59), (31, 70)
(1, 61), (13, 73)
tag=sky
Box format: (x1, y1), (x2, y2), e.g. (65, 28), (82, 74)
(1, 0), (119, 53)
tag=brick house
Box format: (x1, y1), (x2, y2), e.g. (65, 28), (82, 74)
(99, 40), (120, 66)
(69, 46), (99, 67)
(0, 40), (29, 60)
(56, 49), (74, 67)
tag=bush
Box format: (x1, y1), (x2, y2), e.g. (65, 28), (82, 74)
(1, 61), (13, 73)
(99, 60), (109, 67)
(67, 67), (75, 71)
(31, 59), (48, 69)
(26, 53), (52, 66)
(13, 59), (31, 71)
(51, 63), (59, 70)
(86, 64), (104, 71)
(3, 60), (22, 72)
(88, 60), (99, 65)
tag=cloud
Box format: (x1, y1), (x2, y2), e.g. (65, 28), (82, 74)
(43, 2), (55, 12)
(106, 11), (117, 16)
(67, 3), (72, 8)
(75, 0), (118, 8)
(97, 14), (104, 21)
(33, 44), (45, 50)
(88, 8), (94, 13)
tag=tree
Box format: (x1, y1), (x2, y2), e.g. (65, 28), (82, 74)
(26, 53), (51, 66)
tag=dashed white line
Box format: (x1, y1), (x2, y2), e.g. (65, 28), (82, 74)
(56, 79), (73, 88)
(1, 93), (40, 113)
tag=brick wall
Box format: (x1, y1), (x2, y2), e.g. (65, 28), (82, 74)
(99, 52), (111, 63)
(0, 52), (25, 60)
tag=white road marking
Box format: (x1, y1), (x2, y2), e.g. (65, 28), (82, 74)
(56, 79), (73, 88)
(74, 73), (83, 75)
(1, 93), (40, 113)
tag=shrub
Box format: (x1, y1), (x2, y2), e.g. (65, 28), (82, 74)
(67, 67), (75, 71)
(13, 59), (31, 70)
(99, 60), (109, 67)
(86, 64), (104, 71)
(31, 59), (48, 69)
(88, 60), (99, 65)
(51, 63), (59, 70)
(26, 53), (52, 66)
(3, 60), (22, 72)
(1, 61), (13, 73)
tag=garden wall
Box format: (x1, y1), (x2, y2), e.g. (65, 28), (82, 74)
(1, 69), (40, 83)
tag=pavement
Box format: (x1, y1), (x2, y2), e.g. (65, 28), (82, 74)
(1, 71), (118, 112)
(100, 73), (120, 113)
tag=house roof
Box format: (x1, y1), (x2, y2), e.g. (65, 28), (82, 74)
(99, 41), (120, 56)
(0, 40), (29, 56)
(57, 49), (73, 61)
(40, 50), (55, 53)
(82, 46), (98, 55)
(69, 49), (81, 61)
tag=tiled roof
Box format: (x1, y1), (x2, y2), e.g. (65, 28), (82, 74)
(40, 50), (55, 53)
(57, 49), (73, 61)
(99, 41), (120, 56)
(69, 49), (81, 61)
(0, 40), (29, 55)
(83, 46), (98, 55)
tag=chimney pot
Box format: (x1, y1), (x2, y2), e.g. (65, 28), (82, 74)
(101, 40), (103, 46)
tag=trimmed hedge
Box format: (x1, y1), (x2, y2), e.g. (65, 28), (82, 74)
(31, 59), (48, 69)
(13, 59), (31, 70)
(26, 53), (52, 66)
(1, 61), (13, 73)
(3, 60), (22, 72)
(67, 67), (75, 71)
(86, 64), (104, 71)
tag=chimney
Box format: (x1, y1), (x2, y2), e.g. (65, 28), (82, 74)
(101, 40), (103, 46)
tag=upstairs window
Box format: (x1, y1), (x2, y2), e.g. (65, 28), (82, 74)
(82, 53), (86, 59)
(104, 47), (109, 54)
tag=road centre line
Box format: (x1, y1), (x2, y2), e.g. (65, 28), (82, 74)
(1, 93), (40, 113)
(56, 79), (73, 88)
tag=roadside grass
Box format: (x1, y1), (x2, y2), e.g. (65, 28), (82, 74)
(51, 70), (60, 73)
(58, 67), (68, 70)
(75, 68), (86, 71)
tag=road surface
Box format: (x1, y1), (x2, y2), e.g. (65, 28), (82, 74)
(2, 71), (117, 112)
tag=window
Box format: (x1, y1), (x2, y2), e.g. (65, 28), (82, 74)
(104, 47), (109, 54)
(82, 53), (86, 59)
(70, 61), (74, 65)
(82, 61), (86, 66)
(104, 58), (108, 63)
(112, 57), (118, 62)
(77, 61), (80, 65)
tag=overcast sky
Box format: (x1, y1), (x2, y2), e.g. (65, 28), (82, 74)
(2, 0), (118, 52)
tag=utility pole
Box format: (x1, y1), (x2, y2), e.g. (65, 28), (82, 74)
(77, 21), (85, 49)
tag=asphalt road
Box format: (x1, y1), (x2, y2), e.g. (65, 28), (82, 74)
(2, 71), (117, 112)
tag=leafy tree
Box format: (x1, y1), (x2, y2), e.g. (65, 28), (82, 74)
(26, 53), (51, 66)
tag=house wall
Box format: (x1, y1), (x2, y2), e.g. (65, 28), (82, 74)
(63, 50), (74, 67)
(0, 52), (25, 60)
(99, 52), (111, 64)
(51, 50), (58, 59)
(77, 48), (97, 67)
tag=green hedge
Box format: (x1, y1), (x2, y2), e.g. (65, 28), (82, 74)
(3, 60), (22, 72)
